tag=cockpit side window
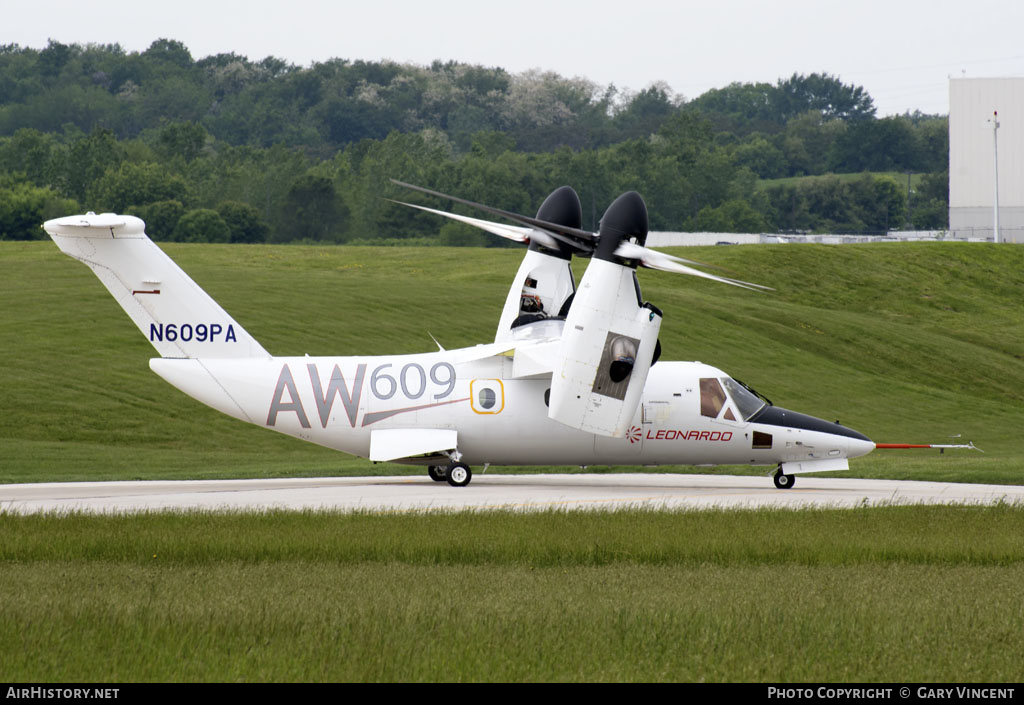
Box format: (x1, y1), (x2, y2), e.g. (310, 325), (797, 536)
(519, 276), (544, 315)
(699, 378), (727, 418)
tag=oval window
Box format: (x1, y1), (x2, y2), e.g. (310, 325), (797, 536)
(479, 387), (496, 409)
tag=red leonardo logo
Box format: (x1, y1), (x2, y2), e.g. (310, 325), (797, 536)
(627, 426), (642, 444)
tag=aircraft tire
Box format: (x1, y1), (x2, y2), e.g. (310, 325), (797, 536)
(427, 465), (446, 482)
(446, 462), (472, 487)
(773, 468), (795, 490)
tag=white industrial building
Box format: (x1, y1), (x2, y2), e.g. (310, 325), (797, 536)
(949, 77), (1024, 243)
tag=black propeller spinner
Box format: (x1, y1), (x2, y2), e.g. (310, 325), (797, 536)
(595, 191), (648, 267)
(531, 185), (583, 261)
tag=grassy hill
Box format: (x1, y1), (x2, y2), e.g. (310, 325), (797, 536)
(2, 240), (1022, 484)
(757, 171), (924, 191)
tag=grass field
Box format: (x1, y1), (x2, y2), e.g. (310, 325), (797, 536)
(1, 239), (1022, 484)
(757, 171), (926, 193)
(2, 505), (1023, 682)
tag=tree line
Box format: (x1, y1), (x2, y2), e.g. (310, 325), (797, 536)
(0, 39), (949, 242)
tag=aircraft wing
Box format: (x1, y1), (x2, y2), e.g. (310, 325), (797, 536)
(369, 428), (458, 462)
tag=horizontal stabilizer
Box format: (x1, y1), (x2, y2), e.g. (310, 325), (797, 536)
(369, 428), (457, 462)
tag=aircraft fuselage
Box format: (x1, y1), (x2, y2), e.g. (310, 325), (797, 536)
(151, 351), (873, 470)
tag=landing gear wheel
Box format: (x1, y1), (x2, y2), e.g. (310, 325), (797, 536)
(773, 468), (795, 490)
(427, 465), (446, 482)
(446, 462), (472, 488)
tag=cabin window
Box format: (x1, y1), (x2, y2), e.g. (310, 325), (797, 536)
(479, 388), (496, 410)
(699, 378), (726, 418)
(753, 431), (773, 449)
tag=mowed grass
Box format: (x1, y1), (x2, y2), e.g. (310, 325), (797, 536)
(756, 170), (927, 192)
(2, 240), (1023, 484)
(2, 505), (1024, 682)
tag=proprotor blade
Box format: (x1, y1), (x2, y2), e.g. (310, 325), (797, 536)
(390, 179), (596, 246)
(386, 199), (533, 244)
(614, 242), (773, 291)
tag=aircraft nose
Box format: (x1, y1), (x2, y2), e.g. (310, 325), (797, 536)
(752, 406), (869, 439)
(750, 406), (874, 459)
(847, 435), (876, 459)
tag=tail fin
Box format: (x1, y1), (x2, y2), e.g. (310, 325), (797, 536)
(44, 212), (270, 359)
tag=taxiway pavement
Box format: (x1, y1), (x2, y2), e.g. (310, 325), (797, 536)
(2, 474), (1023, 514)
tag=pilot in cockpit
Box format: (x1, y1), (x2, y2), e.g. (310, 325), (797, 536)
(519, 276), (544, 315)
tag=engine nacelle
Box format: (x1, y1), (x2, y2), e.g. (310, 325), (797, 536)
(547, 191), (661, 437)
(495, 186), (581, 342)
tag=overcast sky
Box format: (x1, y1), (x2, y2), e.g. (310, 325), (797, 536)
(7, 0), (1024, 116)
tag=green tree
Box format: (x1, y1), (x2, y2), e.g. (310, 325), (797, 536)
(59, 127), (126, 202)
(913, 117), (949, 173)
(732, 136), (786, 178)
(685, 81), (778, 134)
(279, 174), (348, 242)
(154, 121), (208, 162)
(613, 83), (678, 139)
(217, 200), (269, 243)
(172, 208), (230, 242)
(773, 73), (875, 123)
(847, 174), (906, 231)
(469, 131), (516, 158)
(910, 171), (948, 229)
(132, 199), (184, 240)
(37, 40), (73, 77)
(762, 183), (810, 232)
(142, 39), (193, 69)
(829, 117), (919, 172)
(88, 161), (188, 212)
(0, 176), (77, 240)
(690, 199), (769, 233)
(782, 111), (846, 175)
(0, 128), (60, 186)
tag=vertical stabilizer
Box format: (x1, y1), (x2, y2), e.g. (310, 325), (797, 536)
(44, 212), (269, 359)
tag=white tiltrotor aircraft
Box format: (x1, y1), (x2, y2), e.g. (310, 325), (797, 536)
(46, 183), (884, 489)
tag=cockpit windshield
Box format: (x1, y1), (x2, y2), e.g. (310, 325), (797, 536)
(721, 377), (768, 421)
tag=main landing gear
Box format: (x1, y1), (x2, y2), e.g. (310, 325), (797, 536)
(427, 462), (473, 488)
(773, 466), (795, 490)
